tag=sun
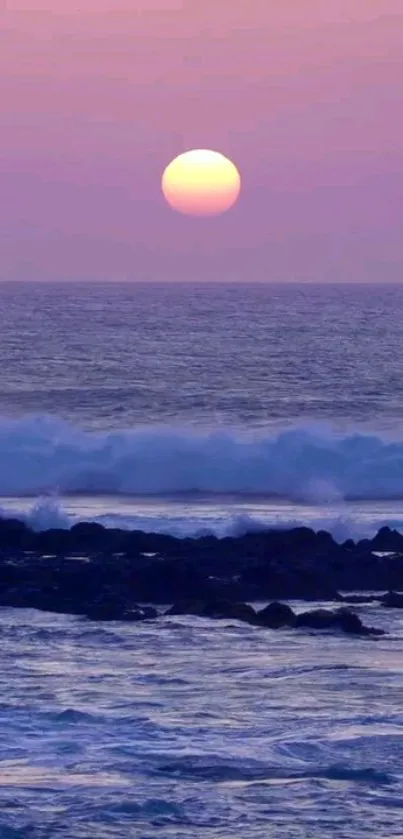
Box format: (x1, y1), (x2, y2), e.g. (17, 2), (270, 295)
(161, 149), (241, 217)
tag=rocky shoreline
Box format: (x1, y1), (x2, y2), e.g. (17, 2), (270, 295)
(0, 516), (403, 634)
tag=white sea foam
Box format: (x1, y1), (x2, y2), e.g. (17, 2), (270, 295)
(2, 493), (403, 543)
(1, 415), (403, 502)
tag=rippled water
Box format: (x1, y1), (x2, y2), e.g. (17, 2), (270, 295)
(1, 281), (403, 430)
(2, 283), (403, 837)
(0, 604), (402, 838)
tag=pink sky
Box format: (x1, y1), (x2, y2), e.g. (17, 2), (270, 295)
(1, 0), (402, 281)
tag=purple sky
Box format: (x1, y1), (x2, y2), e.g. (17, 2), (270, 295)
(1, 0), (402, 281)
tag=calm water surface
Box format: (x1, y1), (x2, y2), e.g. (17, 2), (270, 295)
(1, 282), (403, 429)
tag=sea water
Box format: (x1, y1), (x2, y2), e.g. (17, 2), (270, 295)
(0, 604), (402, 838)
(1, 282), (403, 836)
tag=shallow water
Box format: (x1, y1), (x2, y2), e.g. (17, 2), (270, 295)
(4, 492), (403, 543)
(0, 604), (402, 838)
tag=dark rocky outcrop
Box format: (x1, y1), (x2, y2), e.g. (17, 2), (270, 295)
(295, 607), (384, 636)
(164, 599), (384, 636)
(0, 517), (401, 624)
(165, 599), (257, 624)
(255, 601), (295, 628)
(84, 601), (158, 622)
(370, 526), (403, 553)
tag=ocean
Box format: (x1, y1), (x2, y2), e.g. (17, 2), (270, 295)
(1, 281), (403, 837)
(2, 281), (403, 538)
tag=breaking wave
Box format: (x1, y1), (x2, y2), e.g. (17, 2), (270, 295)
(2, 496), (403, 541)
(1, 415), (403, 501)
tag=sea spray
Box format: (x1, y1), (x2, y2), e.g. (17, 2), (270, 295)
(0, 415), (403, 500)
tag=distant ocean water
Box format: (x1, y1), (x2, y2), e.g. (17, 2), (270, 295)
(2, 281), (403, 430)
(2, 282), (403, 839)
(1, 281), (403, 537)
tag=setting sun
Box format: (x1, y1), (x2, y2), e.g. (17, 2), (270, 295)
(161, 149), (241, 217)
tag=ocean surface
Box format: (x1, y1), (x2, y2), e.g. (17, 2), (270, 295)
(1, 281), (403, 838)
(1, 281), (403, 537)
(0, 602), (402, 839)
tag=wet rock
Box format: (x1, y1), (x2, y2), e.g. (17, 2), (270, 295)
(295, 608), (338, 630)
(70, 521), (107, 549)
(166, 599), (257, 624)
(202, 600), (257, 623)
(122, 606), (158, 622)
(165, 600), (208, 617)
(255, 601), (295, 628)
(0, 516), (401, 615)
(0, 518), (32, 549)
(370, 526), (403, 552)
(339, 594), (380, 605)
(295, 607), (384, 636)
(342, 539), (356, 551)
(81, 600), (126, 621)
(240, 562), (340, 602)
(33, 528), (73, 554)
(336, 608), (368, 635)
(128, 559), (218, 604)
(84, 599), (158, 622)
(381, 590), (403, 608)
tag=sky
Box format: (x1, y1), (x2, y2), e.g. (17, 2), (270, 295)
(1, 0), (402, 282)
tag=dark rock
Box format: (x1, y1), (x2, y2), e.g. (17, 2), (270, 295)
(356, 538), (372, 552)
(0, 518), (32, 549)
(165, 599), (384, 637)
(202, 600), (257, 623)
(371, 526), (403, 552)
(381, 590), (403, 608)
(295, 607), (384, 636)
(165, 600), (208, 617)
(342, 539), (356, 551)
(83, 600), (127, 621)
(166, 599), (257, 624)
(122, 606), (158, 621)
(337, 608), (384, 636)
(70, 521), (107, 548)
(240, 562), (340, 602)
(339, 594), (380, 605)
(0, 516), (401, 618)
(84, 599), (158, 622)
(336, 607), (367, 635)
(128, 559), (218, 603)
(33, 528), (73, 554)
(295, 608), (338, 630)
(255, 601), (295, 628)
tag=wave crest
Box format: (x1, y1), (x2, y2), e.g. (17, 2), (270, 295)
(0, 415), (402, 501)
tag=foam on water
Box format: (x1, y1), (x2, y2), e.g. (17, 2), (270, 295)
(2, 415), (403, 502)
(0, 605), (401, 838)
(4, 492), (403, 543)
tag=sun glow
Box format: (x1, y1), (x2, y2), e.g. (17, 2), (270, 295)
(161, 149), (241, 217)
